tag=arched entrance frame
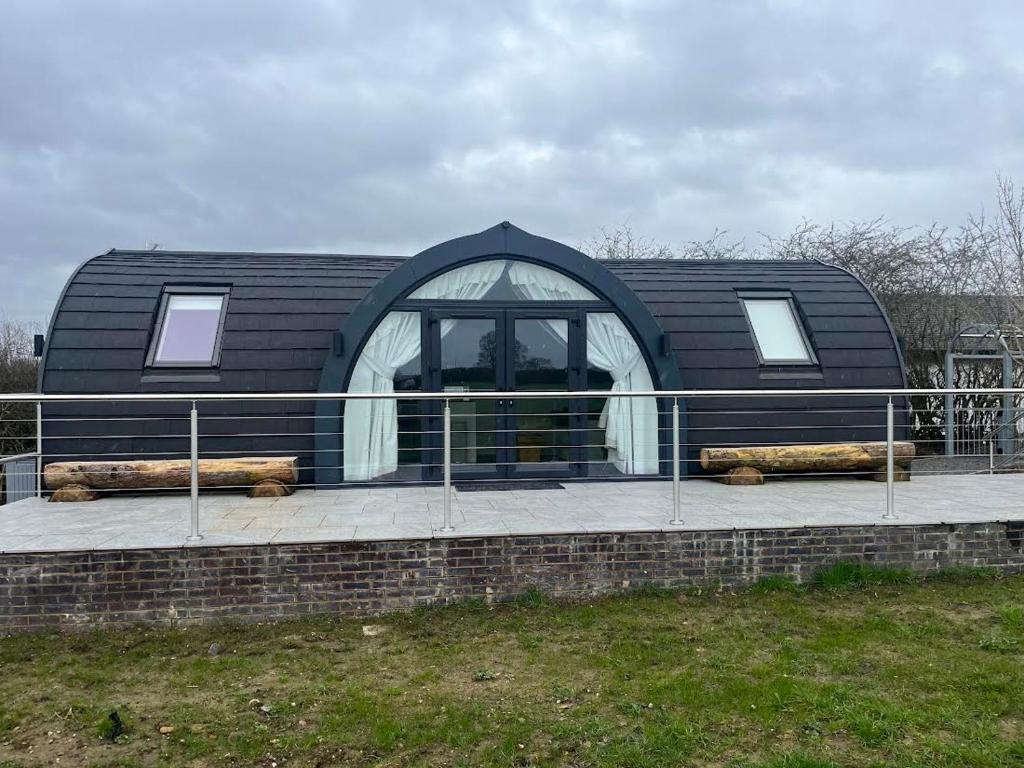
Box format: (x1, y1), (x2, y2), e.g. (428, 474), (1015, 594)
(944, 323), (1024, 458)
(314, 222), (685, 486)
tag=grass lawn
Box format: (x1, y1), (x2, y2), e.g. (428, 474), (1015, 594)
(0, 565), (1023, 767)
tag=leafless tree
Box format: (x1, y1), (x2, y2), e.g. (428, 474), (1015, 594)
(678, 228), (745, 260)
(580, 224), (745, 260)
(587, 185), (1024, 448)
(0, 318), (40, 456)
(579, 224), (675, 259)
(762, 215), (1000, 446)
(976, 175), (1024, 356)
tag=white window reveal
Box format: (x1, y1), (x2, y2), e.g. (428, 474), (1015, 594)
(151, 293), (227, 366)
(741, 298), (814, 363)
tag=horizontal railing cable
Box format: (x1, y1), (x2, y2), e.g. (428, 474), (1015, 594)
(5, 386), (1023, 538)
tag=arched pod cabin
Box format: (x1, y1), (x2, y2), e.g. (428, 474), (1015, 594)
(39, 222), (907, 487)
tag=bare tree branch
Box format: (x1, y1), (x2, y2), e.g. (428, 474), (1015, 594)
(0, 318), (41, 456)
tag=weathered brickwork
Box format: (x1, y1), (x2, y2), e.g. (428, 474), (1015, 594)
(1, 522), (1023, 631)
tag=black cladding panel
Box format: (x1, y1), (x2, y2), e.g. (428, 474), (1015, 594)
(603, 259), (907, 469)
(41, 248), (906, 481)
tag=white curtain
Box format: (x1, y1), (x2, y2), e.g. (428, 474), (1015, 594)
(410, 259), (508, 300)
(508, 261), (598, 302)
(586, 313), (659, 475)
(345, 262), (506, 481)
(343, 262), (659, 480)
(343, 311), (422, 481)
(412, 259), (508, 338)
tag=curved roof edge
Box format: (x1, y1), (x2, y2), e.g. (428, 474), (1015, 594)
(813, 258), (909, 389)
(36, 249), (112, 393)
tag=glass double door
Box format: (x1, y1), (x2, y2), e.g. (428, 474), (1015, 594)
(428, 308), (585, 479)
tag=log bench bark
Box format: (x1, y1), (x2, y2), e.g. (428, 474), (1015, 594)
(699, 442), (916, 485)
(44, 457), (299, 501)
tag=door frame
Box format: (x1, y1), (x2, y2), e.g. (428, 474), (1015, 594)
(423, 307), (589, 481)
(410, 301), (675, 484)
(425, 307), (506, 481)
(503, 308), (585, 479)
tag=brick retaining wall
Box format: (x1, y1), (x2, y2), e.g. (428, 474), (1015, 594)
(2, 522), (1023, 631)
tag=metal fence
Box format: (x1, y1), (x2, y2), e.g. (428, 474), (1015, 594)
(0, 454), (37, 505)
(1, 387), (1022, 535)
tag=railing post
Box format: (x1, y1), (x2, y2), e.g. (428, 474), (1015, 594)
(186, 401), (202, 541)
(669, 397), (683, 525)
(441, 398), (454, 532)
(883, 396), (896, 520)
(944, 355), (954, 456)
(1002, 352), (1014, 458)
(989, 440), (995, 475)
(35, 401), (42, 498)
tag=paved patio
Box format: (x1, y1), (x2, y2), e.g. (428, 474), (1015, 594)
(1, 473), (1023, 553)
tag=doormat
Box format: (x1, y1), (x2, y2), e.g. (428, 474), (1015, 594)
(455, 480), (565, 492)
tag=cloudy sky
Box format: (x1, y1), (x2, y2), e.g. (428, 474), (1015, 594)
(2, 0), (1022, 322)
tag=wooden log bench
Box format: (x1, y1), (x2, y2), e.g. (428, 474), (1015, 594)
(43, 457), (299, 502)
(699, 442), (916, 485)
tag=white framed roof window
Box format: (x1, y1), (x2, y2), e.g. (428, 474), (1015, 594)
(739, 295), (816, 364)
(147, 287), (230, 367)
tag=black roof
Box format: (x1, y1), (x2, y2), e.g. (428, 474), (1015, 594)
(41, 247), (904, 394)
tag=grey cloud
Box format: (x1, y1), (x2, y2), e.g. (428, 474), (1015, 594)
(1, 0), (1022, 322)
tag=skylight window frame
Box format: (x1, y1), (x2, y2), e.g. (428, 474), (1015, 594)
(737, 291), (818, 366)
(145, 285), (231, 369)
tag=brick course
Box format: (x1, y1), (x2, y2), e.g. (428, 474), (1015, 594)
(1, 522), (1023, 631)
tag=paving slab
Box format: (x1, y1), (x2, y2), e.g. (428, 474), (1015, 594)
(1, 474), (1023, 552)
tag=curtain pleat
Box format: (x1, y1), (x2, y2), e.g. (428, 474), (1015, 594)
(584, 313), (659, 475)
(343, 311), (422, 481)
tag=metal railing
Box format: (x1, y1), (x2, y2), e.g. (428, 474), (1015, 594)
(0, 451), (39, 505)
(976, 415), (1024, 474)
(2, 387), (1024, 536)
(944, 388), (1022, 458)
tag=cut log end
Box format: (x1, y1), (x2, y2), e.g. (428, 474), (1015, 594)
(248, 479), (294, 498)
(50, 484), (99, 502)
(716, 466), (764, 486)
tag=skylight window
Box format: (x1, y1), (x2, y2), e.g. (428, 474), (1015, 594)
(740, 297), (814, 364)
(148, 291), (228, 366)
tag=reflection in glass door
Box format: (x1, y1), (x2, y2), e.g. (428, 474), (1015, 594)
(509, 316), (573, 476)
(439, 316), (500, 477)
